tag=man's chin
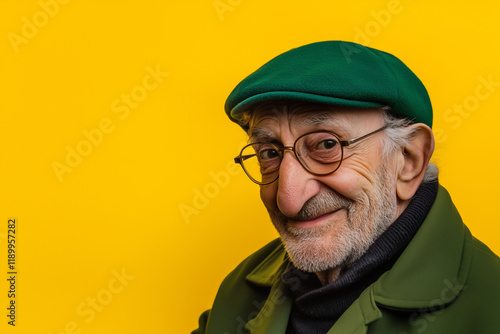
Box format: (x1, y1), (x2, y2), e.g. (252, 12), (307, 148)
(279, 233), (352, 273)
(270, 212), (354, 272)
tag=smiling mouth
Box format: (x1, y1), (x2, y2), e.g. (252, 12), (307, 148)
(288, 209), (341, 226)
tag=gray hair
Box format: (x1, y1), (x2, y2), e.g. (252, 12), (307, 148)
(381, 108), (438, 183)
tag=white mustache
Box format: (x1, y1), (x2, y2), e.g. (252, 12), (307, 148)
(276, 190), (353, 222)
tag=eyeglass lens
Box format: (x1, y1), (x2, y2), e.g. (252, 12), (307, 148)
(240, 131), (343, 184)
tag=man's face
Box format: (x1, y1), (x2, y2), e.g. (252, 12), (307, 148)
(251, 106), (399, 273)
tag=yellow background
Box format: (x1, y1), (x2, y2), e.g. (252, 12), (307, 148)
(1, 0), (499, 333)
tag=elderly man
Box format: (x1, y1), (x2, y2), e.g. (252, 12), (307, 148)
(193, 41), (500, 334)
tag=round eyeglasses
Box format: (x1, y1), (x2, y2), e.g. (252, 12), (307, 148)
(234, 125), (388, 185)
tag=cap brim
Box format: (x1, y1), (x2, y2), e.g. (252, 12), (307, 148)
(229, 91), (385, 124)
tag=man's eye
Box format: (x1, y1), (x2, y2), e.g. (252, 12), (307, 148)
(317, 139), (338, 150)
(259, 148), (280, 160)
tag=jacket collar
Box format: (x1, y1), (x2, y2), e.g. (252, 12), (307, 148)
(246, 241), (288, 287)
(245, 242), (292, 333)
(245, 185), (471, 312)
(372, 185), (471, 310)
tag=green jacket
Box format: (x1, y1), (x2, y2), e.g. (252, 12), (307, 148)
(193, 186), (500, 333)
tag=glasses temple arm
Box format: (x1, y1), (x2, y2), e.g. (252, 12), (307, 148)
(342, 125), (388, 147)
(234, 154), (256, 164)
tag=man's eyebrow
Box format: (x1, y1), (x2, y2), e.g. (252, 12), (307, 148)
(248, 127), (276, 142)
(297, 112), (340, 127)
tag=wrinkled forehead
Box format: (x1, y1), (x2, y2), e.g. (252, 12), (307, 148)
(247, 102), (385, 140)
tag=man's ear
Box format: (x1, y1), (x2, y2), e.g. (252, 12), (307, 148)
(396, 123), (434, 201)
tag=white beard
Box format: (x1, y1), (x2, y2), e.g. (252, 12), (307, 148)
(268, 166), (397, 273)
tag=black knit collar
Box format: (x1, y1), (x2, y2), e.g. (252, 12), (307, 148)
(282, 181), (439, 334)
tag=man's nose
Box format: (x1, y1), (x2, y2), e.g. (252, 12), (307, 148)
(276, 151), (319, 217)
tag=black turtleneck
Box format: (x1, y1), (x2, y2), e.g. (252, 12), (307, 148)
(282, 181), (439, 334)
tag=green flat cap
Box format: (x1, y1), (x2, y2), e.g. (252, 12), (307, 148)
(225, 41), (432, 128)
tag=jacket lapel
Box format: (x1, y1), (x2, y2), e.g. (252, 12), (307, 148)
(372, 185), (471, 311)
(245, 278), (293, 334)
(327, 286), (382, 334)
(245, 242), (292, 334)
